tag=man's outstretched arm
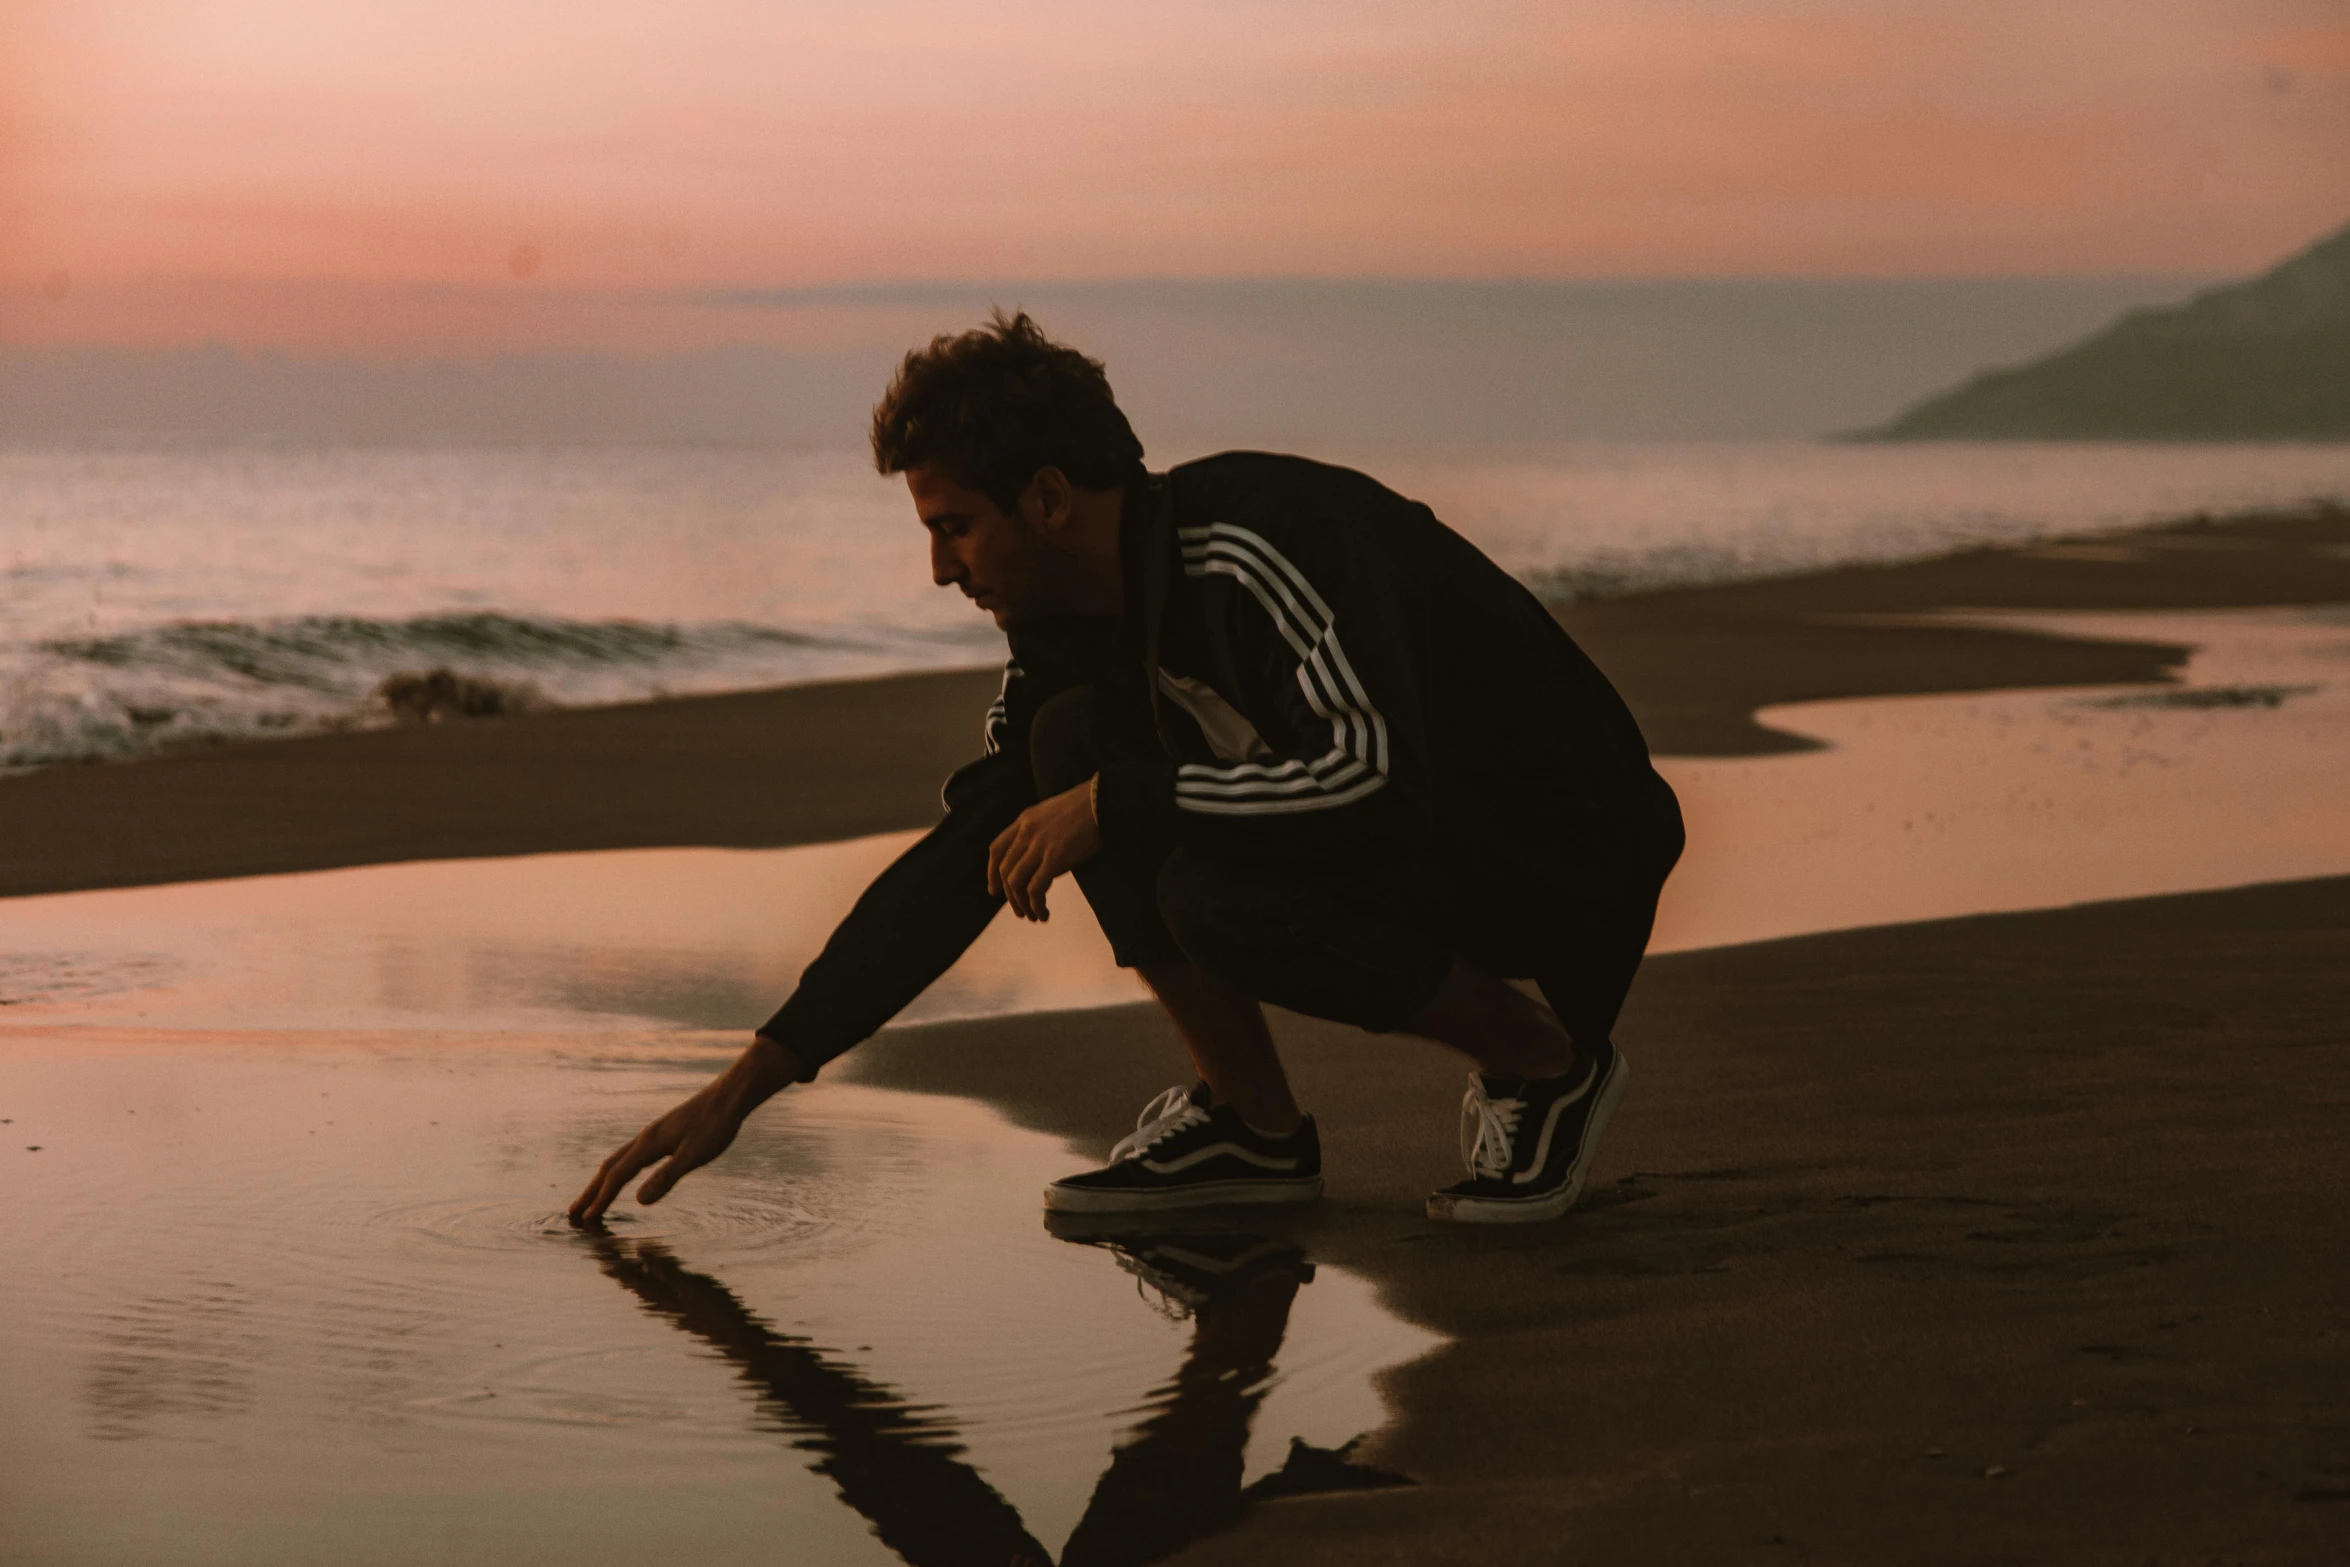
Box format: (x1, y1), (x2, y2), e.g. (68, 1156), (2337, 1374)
(568, 623), (1127, 1223)
(568, 744), (1032, 1223)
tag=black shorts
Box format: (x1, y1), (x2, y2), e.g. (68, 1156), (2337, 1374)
(1032, 684), (1683, 1049)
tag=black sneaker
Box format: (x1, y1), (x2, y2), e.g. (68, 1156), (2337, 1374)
(1043, 1083), (1323, 1213)
(1425, 1041), (1627, 1223)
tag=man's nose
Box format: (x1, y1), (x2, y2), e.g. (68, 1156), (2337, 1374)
(929, 533), (959, 588)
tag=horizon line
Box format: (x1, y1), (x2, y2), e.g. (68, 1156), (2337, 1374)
(14, 267), (2222, 300)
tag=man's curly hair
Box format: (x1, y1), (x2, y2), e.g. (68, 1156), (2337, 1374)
(870, 309), (1146, 514)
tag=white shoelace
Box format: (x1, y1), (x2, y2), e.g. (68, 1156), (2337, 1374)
(1459, 1077), (1527, 1180)
(1109, 1085), (1211, 1163)
(1114, 1252), (1205, 1321)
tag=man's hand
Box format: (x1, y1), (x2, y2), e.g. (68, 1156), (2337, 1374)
(568, 1036), (800, 1224)
(987, 778), (1102, 921)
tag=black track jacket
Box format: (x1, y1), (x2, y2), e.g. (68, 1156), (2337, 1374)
(760, 452), (1675, 1075)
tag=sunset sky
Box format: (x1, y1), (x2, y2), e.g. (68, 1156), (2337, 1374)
(3, 0), (2344, 354)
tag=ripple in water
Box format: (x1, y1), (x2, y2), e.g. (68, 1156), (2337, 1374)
(3, 1052), (1439, 1564)
(404, 1343), (696, 1432)
(370, 1193), (830, 1254)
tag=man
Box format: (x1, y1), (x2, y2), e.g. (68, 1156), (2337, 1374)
(571, 312), (1683, 1228)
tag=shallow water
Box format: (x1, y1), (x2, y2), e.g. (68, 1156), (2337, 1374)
(1651, 604), (2350, 950)
(0, 1038), (1435, 1565)
(0, 833), (1140, 1033)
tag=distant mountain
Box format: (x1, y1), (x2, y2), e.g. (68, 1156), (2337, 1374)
(1872, 223), (2350, 441)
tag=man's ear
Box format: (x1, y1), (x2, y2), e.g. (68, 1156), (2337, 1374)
(1021, 467), (1074, 533)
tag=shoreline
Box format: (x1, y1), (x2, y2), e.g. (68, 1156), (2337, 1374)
(3, 502), (2346, 901)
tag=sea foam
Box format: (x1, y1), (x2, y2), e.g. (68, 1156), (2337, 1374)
(1, 611), (883, 768)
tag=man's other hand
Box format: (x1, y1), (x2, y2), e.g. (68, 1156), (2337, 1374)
(568, 1036), (799, 1224)
(987, 778), (1102, 921)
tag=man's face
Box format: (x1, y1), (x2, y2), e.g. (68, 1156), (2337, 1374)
(908, 465), (1042, 629)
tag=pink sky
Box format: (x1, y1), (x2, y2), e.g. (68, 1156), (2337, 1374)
(3, 0), (2344, 352)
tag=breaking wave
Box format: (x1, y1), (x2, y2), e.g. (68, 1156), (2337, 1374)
(46, 612), (828, 683)
(0, 611), (987, 769)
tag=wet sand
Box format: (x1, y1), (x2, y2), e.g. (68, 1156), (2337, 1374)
(4, 502), (2347, 900)
(844, 874), (2350, 1563)
(5, 500), (2349, 1561)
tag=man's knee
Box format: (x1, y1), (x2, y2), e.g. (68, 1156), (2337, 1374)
(1029, 687), (1097, 798)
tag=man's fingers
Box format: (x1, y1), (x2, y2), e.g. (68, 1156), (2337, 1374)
(991, 806), (1059, 907)
(988, 819), (1035, 901)
(593, 1162), (637, 1216)
(574, 1134), (661, 1222)
(569, 1144), (632, 1221)
(1002, 841), (1048, 919)
(637, 1136), (713, 1205)
(997, 837), (1029, 916)
(986, 826), (1013, 898)
(636, 1156), (684, 1205)
(639, 1115), (743, 1204)
(569, 1149), (622, 1219)
(636, 1136), (696, 1204)
(1022, 859), (1056, 921)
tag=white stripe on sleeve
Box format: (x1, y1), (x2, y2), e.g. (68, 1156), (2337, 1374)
(981, 660), (1020, 755)
(1172, 523), (1388, 816)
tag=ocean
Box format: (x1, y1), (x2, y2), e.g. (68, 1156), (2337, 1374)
(5, 438), (2348, 771)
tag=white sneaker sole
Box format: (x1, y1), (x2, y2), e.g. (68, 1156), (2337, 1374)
(1424, 1052), (1629, 1224)
(1041, 1175), (1324, 1214)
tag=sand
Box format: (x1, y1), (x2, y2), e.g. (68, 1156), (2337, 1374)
(845, 874), (2350, 1562)
(5, 500), (2348, 1561)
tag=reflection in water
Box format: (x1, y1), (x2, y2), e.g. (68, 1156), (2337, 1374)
(1048, 1228), (1410, 1556)
(1, 1048), (1431, 1565)
(82, 1284), (261, 1443)
(0, 835), (1133, 1033)
(586, 1228), (1405, 1567)
(592, 1236), (1050, 1565)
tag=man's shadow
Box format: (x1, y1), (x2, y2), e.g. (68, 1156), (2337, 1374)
(581, 1224), (1405, 1567)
